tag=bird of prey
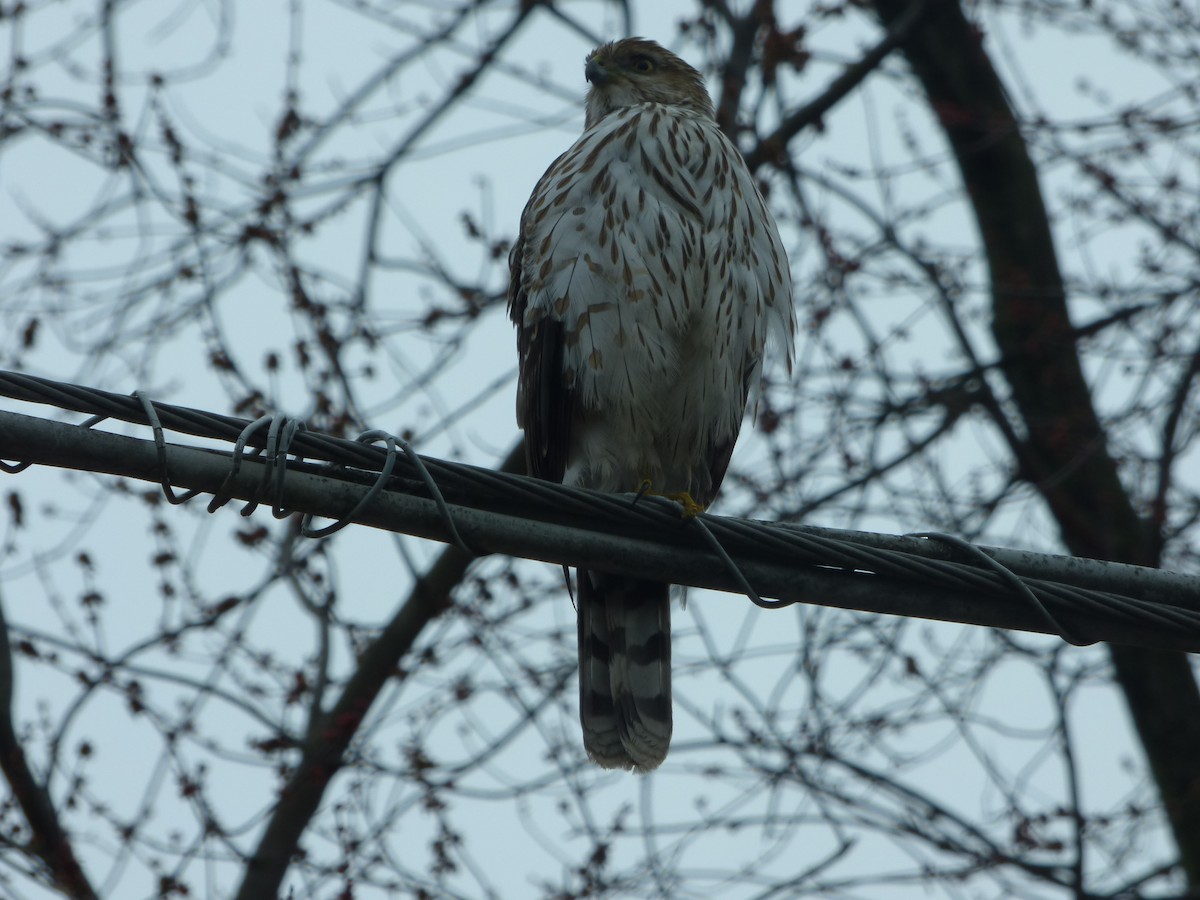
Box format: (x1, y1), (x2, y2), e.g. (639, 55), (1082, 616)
(508, 37), (795, 771)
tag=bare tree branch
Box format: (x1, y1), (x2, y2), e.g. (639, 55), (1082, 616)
(234, 442), (526, 900)
(0, 597), (98, 900)
(869, 0), (1200, 882)
(744, 0), (935, 172)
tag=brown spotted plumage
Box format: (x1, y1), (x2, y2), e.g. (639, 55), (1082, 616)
(508, 38), (795, 772)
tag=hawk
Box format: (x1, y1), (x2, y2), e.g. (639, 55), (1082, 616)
(508, 38), (795, 771)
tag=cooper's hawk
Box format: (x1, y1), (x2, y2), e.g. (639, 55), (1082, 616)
(508, 38), (795, 771)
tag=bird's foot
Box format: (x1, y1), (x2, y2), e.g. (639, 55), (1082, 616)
(632, 480), (704, 518)
(633, 475), (705, 518)
(663, 491), (706, 519)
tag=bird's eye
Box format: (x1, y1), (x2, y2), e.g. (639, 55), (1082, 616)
(631, 56), (655, 74)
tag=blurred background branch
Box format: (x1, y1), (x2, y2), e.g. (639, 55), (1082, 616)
(2, 0), (1198, 896)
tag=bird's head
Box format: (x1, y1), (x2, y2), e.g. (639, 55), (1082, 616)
(583, 38), (714, 129)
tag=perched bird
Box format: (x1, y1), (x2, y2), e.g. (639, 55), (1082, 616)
(508, 37), (795, 771)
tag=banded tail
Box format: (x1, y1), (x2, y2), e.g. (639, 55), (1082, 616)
(576, 569), (672, 771)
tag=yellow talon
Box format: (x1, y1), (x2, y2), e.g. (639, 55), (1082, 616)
(631, 480), (705, 518)
(664, 491), (706, 519)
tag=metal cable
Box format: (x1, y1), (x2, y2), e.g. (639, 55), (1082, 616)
(911, 531), (1090, 646)
(2, 368), (1199, 649)
(300, 429), (398, 539)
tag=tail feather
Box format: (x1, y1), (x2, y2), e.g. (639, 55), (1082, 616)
(577, 569), (672, 771)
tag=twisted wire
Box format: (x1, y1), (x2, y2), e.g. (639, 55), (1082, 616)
(2, 369), (1199, 650)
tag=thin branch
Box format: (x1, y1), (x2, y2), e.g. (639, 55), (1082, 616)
(1151, 337), (1200, 555)
(712, 0), (763, 138)
(743, 0), (935, 172)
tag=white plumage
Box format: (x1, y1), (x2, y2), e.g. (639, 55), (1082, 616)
(517, 103), (792, 500)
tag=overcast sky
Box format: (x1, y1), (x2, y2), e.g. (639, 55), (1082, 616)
(0, 1), (1186, 897)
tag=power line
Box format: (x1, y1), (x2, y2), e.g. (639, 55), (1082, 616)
(1, 369), (1198, 653)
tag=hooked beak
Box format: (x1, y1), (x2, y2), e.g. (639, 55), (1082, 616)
(585, 56), (609, 86)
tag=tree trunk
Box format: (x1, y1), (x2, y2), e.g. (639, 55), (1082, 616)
(869, 0), (1200, 884)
